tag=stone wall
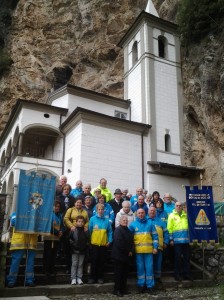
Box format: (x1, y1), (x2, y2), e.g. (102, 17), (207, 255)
(192, 246), (224, 280)
(191, 224), (224, 279)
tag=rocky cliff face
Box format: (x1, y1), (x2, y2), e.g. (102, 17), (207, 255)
(0, 0), (148, 123)
(1, 0), (224, 199)
(0, 0), (180, 126)
(182, 32), (224, 201)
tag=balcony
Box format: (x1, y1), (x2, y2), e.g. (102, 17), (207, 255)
(0, 127), (63, 177)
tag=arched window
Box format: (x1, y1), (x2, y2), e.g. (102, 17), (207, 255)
(165, 134), (171, 152)
(132, 41), (138, 66)
(5, 140), (12, 167)
(158, 36), (167, 58)
(0, 150), (5, 167)
(12, 127), (19, 148)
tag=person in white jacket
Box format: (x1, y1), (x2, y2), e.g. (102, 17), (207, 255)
(115, 200), (135, 228)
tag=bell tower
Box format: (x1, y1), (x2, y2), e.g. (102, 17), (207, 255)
(118, 0), (183, 166)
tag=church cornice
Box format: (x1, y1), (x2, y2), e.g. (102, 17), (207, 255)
(60, 107), (151, 134)
(123, 51), (181, 79)
(147, 161), (204, 178)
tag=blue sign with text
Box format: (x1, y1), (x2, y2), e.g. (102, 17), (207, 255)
(185, 186), (218, 244)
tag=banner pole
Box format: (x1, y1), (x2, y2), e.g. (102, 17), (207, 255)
(24, 236), (29, 287)
(202, 243), (205, 280)
(36, 159), (38, 173)
(200, 173), (203, 189)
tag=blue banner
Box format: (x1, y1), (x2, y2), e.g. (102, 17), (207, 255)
(185, 186), (218, 244)
(15, 170), (56, 234)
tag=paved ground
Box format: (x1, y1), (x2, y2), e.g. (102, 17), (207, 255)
(48, 285), (224, 300)
(0, 296), (50, 300)
(1, 283), (223, 300)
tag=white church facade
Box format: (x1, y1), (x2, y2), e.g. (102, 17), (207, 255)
(0, 1), (202, 218)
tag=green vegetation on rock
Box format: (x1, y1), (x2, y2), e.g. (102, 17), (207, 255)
(0, 49), (12, 75)
(177, 0), (224, 44)
(0, 1), (19, 76)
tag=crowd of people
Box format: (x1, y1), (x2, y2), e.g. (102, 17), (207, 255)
(7, 176), (192, 296)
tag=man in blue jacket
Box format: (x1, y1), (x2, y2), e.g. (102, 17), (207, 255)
(129, 208), (158, 294)
(148, 206), (169, 284)
(131, 195), (148, 215)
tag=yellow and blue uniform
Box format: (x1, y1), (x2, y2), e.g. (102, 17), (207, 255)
(130, 194), (138, 206)
(148, 216), (169, 280)
(129, 217), (158, 288)
(7, 213), (38, 287)
(164, 202), (175, 215)
(88, 213), (113, 282)
(131, 202), (148, 216)
(92, 203), (114, 225)
(9, 231), (37, 250)
(156, 208), (168, 223)
(89, 213), (113, 246)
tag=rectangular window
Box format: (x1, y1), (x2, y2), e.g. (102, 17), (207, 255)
(114, 111), (127, 120)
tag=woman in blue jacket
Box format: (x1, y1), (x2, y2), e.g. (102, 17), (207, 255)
(92, 194), (114, 225)
(88, 203), (113, 284)
(156, 198), (168, 223)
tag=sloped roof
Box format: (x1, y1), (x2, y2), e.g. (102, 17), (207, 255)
(145, 0), (159, 17)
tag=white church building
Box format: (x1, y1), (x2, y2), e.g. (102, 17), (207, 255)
(0, 1), (202, 217)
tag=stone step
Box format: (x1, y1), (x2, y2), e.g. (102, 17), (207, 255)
(4, 242), (208, 288)
(5, 260), (204, 286)
(5, 254), (205, 287)
(0, 279), (215, 298)
(8, 270), (204, 287)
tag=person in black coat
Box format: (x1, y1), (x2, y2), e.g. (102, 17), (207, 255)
(69, 215), (89, 285)
(111, 215), (134, 297)
(58, 184), (75, 215)
(108, 188), (123, 230)
(56, 175), (67, 200)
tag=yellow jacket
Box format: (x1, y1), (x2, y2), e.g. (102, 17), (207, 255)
(64, 207), (89, 230)
(92, 185), (113, 202)
(10, 230), (38, 251)
(167, 210), (189, 244)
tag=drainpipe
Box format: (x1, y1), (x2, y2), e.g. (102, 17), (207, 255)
(141, 125), (148, 189)
(128, 99), (131, 121)
(59, 114), (65, 174)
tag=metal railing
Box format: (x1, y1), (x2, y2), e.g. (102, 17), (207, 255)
(0, 147), (63, 177)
